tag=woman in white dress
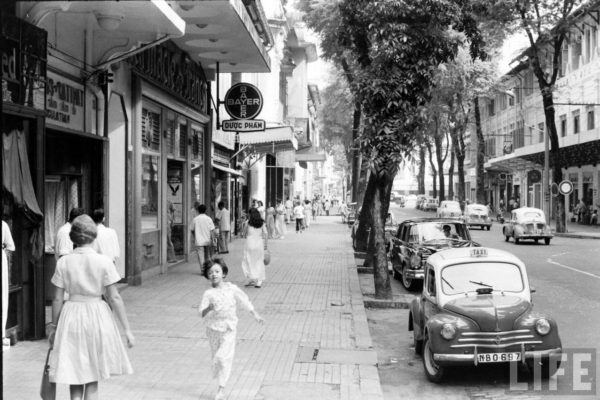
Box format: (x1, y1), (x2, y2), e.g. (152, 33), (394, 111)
(241, 208), (268, 288)
(2, 220), (15, 346)
(47, 215), (135, 400)
(274, 200), (286, 239)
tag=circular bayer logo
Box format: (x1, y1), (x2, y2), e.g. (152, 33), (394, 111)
(224, 83), (263, 120)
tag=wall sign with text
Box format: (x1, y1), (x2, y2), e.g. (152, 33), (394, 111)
(222, 82), (264, 132)
(45, 71), (84, 131)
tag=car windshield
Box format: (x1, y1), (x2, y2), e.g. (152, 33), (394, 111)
(412, 222), (468, 242)
(445, 204), (461, 211)
(517, 211), (545, 221)
(440, 262), (524, 295)
(468, 206), (488, 214)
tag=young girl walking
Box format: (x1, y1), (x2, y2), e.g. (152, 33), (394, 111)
(200, 257), (263, 400)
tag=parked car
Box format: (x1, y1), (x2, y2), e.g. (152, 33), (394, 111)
(422, 197), (439, 212)
(463, 204), (492, 230)
(409, 247), (562, 382)
(416, 195), (427, 210)
(395, 195), (406, 207)
(346, 202), (358, 227)
(436, 200), (462, 219)
(389, 218), (478, 291)
(502, 207), (553, 245)
(351, 212), (396, 251)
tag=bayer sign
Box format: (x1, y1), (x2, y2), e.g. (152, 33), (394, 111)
(224, 83), (263, 120)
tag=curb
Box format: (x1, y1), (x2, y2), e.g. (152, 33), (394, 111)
(363, 295), (412, 309)
(554, 233), (600, 240)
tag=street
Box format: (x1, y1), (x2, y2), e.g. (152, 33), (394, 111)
(364, 201), (600, 400)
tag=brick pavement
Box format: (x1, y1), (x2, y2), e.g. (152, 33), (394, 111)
(2, 217), (384, 400)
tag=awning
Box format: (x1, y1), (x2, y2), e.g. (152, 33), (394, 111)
(20, 1), (186, 67)
(171, 0), (271, 74)
(295, 147), (326, 162)
(239, 126), (298, 154)
(212, 163), (244, 177)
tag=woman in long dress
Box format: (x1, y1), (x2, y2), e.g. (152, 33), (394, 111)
(265, 204), (277, 238)
(47, 215), (135, 400)
(274, 200), (286, 239)
(241, 208), (268, 288)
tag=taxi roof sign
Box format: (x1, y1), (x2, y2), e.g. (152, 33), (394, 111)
(470, 248), (488, 257)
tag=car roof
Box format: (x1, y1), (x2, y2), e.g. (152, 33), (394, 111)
(399, 217), (466, 224)
(427, 247), (524, 269)
(467, 204), (488, 209)
(512, 207), (543, 214)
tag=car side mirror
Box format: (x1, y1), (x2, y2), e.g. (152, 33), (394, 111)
(530, 287), (536, 294)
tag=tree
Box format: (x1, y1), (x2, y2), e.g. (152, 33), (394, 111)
(301, 0), (485, 298)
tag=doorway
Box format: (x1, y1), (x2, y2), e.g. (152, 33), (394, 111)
(166, 160), (185, 263)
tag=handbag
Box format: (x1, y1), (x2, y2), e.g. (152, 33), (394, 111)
(263, 249), (271, 265)
(40, 347), (56, 400)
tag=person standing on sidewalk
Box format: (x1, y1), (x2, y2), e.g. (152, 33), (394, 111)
(285, 197), (293, 224)
(241, 208), (267, 288)
(274, 200), (286, 239)
(215, 201), (230, 254)
(293, 201), (305, 233)
(47, 215), (135, 400)
(200, 257), (263, 400)
(303, 200), (312, 228)
(2, 220), (15, 347)
(265, 203), (276, 238)
(91, 208), (120, 265)
(191, 204), (216, 272)
(55, 207), (86, 260)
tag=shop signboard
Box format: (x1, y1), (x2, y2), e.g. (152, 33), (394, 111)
(222, 82), (265, 132)
(45, 71), (85, 131)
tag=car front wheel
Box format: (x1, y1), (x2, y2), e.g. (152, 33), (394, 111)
(504, 228), (510, 242)
(513, 233), (519, 244)
(545, 238), (551, 245)
(423, 334), (445, 383)
(402, 263), (418, 291)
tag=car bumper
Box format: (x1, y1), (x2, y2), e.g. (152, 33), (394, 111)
(467, 222), (492, 227)
(405, 269), (424, 280)
(433, 347), (562, 366)
(518, 234), (553, 239)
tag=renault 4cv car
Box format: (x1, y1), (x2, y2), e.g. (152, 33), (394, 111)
(389, 218), (478, 291)
(502, 207), (553, 245)
(464, 204), (492, 230)
(437, 200), (462, 219)
(409, 247), (562, 383)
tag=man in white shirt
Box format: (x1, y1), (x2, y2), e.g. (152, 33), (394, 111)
(91, 208), (120, 265)
(215, 201), (231, 254)
(190, 204), (215, 270)
(54, 207), (86, 260)
(293, 201), (305, 233)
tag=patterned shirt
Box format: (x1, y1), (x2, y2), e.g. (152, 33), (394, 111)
(200, 283), (254, 332)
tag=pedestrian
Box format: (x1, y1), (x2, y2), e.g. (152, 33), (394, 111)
(508, 197), (515, 212)
(200, 257), (263, 400)
(576, 199), (587, 223)
(265, 203), (276, 238)
(293, 201), (305, 233)
(303, 200), (312, 228)
(312, 200), (318, 222)
(274, 200), (286, 239)
(285, 197), (293, 223)
(166, 201), (177, 263)
(90, 209), (120, 265)
(324, 199), (331, 216)
(339, 201), (348, 223)
(257, 200), (265, 220)
(215, 201), (231, 254)
(55, 207), (86, 260)
(190, 204), (216, 272)
(590, 209), (598, 225)
(241, 208), (268, 288)
(47, 215), (135, 400)
(2, 220), (15, 347)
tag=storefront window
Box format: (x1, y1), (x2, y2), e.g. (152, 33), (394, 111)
(142, 154), (159, 231)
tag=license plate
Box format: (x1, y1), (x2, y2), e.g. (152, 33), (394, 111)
(477, 352), (521, 363)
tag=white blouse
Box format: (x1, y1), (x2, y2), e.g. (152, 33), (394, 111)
(200, 282), (254, 332)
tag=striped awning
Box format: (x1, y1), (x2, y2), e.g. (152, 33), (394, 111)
(238, 126), (298, 154)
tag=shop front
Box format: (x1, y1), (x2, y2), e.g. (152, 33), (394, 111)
(1, 12), (47, 340)
(128, 41), (210, 283)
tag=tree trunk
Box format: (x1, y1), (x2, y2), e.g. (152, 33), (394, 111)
(426, 142), (437, 198)
(371, 169), (393, 299)
(474, 97), (486, 204)
(541, 90), (565, 233)
(434, 130), (445, 201)
(448, 147), (455, 200)
(355, 173), (376, 252)
(455, 126), (466, 207)
(418, 145), (426, 194)
(351, 101), (362, 203)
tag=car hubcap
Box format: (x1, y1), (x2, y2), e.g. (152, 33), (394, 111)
(402, 264), (412, 287)
(424, 340), (439, 374)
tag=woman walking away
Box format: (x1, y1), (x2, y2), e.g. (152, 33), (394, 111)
(241, 208), (268, 288)
(200, 258), (263, 400)
(265, 203), (276, 238)
(48, 215), (135, 400)
(275, 200), (286, 239)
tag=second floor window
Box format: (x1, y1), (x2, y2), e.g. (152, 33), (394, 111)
(488, 99), (495, 116)
(588, 109), (595, 130)
(573, 110), (580, 134)
(560, 115), (567, 137)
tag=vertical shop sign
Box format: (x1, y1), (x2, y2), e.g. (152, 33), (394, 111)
(45, 71), (85, 130)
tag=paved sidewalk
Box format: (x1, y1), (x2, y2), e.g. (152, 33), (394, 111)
(3, 218), (384, 400)
(552, 219), (600, 239)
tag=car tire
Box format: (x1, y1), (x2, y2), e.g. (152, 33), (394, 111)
(401, 263), (418, 291)
(413, 330), (423, 355)
(513, 233), (519, 244)
(544, 238), (551, 245)
(504, 228), (510, 242)
(423, 334), (445, 383)
(486, 226), (491, 231)
(534, 239), (539, 244)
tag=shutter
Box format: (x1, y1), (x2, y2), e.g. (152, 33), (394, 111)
(179, 123), (187, 157)
(142, 108), (160, 151)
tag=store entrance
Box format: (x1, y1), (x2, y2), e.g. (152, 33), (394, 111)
(166, 160), (185, 263)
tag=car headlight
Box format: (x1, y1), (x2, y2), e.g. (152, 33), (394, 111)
(410, 254), (421, 269)
(535, 318), (551, 335)
(440, 323), (457, 340)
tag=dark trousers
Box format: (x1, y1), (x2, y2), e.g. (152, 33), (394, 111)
(296, 218), (304, 232)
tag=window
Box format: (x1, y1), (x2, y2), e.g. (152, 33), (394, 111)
(587, 108), (595, 130)
(488, 99), (495, 116)
(572, 36), (582, 70)
(538, 122), (545, 143)
(573, 110), (580, 134)
(426, 268), (436, 296)
(500, 94), (507, 110)
(585, 28), (592, 63)
(508, 94), (515, 106)
(515, 84), (522, 104)
(560, 114), (567, 137)
(514, 120), (525, 149)
(142, 107), (160, 151)
(524, 70), (534, 96)
(141, 154), (159, 231)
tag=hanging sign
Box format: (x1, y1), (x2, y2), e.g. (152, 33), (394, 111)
(222, 82), (264, 132)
